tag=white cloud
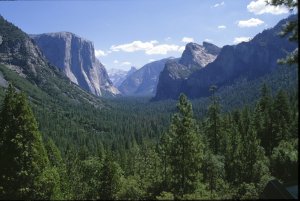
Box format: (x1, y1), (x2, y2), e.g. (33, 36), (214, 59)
(238, 18), (264, 27)
(110, 40), (183, 55)
(178, 46), (186, 53)
(121, 61), (131, 66)
(149, 59), (156, 62)
(95, 49), (107, 58)
(233, 37), (252, 44)
(247, 0), (289, 15)
(113, 60), (119, 64)
(145, 44), (180, 55)
(110, 40), (158, 52)
(218, 25), (226, 29)
(181, 37), (194, 43)
(213, 1), (225, 8)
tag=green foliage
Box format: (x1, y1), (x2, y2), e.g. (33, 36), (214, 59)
(269, 1), (298, 65)
(163, 94), (204, 199)
(66, 156), (102, 200)
(205, 85), (222, 154)
(156, 191), (174, 200)
(0, 85), (56, 199)
(0, 75), (298, 200)
(271, 139), (298, 183)
(99, 154), (123, 200)
(202, 152), (225, 197)
(117, 176), (144, 200)
(34, 166), (62, 200)
(235, 182), (259, 200)
(44, 138), (71, 199)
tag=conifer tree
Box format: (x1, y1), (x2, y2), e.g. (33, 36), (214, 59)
(272, 89), (291, 144)
(99, 154), (123, 200)
(0, 84), (50, 199)
(254, 83), (273, 155)
(206, 85), (222, 154)
(164, 93), (204, 199)
(44, 138), (68, 199)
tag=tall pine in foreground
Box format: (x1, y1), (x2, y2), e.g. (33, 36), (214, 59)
(164, 94), (204, 199)
(0, 84), (54, 199)
(205, 85), (222, 154)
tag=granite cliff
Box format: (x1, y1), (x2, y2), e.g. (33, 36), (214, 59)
(154, 15), (297, 100)
(154, 42), (220, 100)
(31, 32), (119, 96)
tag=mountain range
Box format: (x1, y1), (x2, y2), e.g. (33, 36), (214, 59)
(0, 14), (297, 104)
(154, 15), (297, 100)
(118, 58), (177, 96)
(118, 41), (221, 97)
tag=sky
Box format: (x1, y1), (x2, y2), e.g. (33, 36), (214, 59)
(0, 0), (294, 70)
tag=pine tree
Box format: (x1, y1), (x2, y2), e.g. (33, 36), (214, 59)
(99, 154), (123, 200)
(44, 138), (68, 199)
(164, 93), (204, 199)
(202, 151), (225, 199)
(0, 84), (49, 199)
(158, 131), (171, 191)
(224, 117), (242, 185)
(254, 83), (273, 155)
(272, 89), (291, 144)
(206, 85), (222, 154)
(271, 139), (298, 183)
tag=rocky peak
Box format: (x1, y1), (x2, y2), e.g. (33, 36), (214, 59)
(203, 41), (221, 55)
(128, 66), (137, 75)
(31, 32), (119, 96)
(179, 42), (219, 69)
(154, 15), (297, 101)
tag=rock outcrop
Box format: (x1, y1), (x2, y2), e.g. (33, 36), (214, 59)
(0, 15), (103, 106)
(154, 15), (297, 100)
(179, 42), (219, 69)
(31, 32), (119, 96)
(154, 42), (220, 100)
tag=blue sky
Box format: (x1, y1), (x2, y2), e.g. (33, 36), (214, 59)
(0, 0), (293, 70)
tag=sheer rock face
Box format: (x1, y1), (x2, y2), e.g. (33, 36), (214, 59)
(179, 42), (219, 69)
(154, 16), (297, 100)
(0, 16), (104, 106)
(154, 42), (220, 100)
(31, 32), (119, 96)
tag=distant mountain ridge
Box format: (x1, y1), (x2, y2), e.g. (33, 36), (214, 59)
(118, 57), (177, 96)
(31, 32), (119, 96)
(154, 15), (298, 100)
(108, 66), (137, 87)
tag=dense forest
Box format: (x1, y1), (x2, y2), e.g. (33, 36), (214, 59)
(0, 81), (298, 200)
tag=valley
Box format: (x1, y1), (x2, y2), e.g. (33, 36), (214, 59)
(0, 1), (298, 200)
